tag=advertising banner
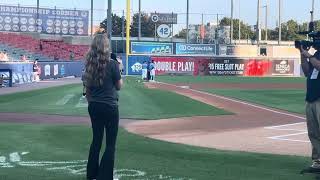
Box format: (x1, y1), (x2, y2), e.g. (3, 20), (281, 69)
(151, 56), (196, 75)
(218, 45), (236, 56)
(0, 69), (12, 87)
(131, 42), (173, 55)
(0, 62), (33, 84)
(150, 13), (178, 24)
(0, 5), (89, 35)
(38, 61), (84, 79)
(272, 60), (294, 76)
(175, 43), (216, 55)
(198, 58), (272, 76)
(126, 55), (151, 75)
(207, 59), (246, 76)
(244, 59), (272, 76)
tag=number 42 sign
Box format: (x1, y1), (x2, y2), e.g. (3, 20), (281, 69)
(157, 24), (171, 38)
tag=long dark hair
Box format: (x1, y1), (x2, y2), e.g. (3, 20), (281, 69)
(84, 33), (110, 87)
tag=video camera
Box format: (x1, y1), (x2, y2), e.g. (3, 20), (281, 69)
(295, 22), (320, 49)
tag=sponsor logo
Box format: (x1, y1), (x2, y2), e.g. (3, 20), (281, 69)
(275, 60), (290, 74)
(55, 20), (61, 26)
(12, 17), (19, 24)
(28, 26), (35, 32)
(62, 20), (69, 27)
(28, 18), (35, 25)
(20, 17), (27, 24)
(77, 28), (83, 35)
(4, 16), (11, 23)
(4, 24), (11, 31)
(44, 65), (51, 76)
(131, 62), (142, 72)
(47, 19), (53, 26)
(177, 44), (215, 54)
(77, 21), (84, 28)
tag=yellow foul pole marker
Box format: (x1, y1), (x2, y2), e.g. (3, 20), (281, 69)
(126, 0), (131, 75)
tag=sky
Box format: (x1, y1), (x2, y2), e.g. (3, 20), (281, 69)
(0, 0), (318, 29)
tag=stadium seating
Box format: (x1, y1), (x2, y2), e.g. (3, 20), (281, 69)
(0, 32), (89, 61)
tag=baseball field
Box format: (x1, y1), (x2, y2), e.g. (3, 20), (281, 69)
(0, 76), (317, 180)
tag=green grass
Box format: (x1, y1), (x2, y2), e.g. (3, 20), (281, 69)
(204, 89), (306, 114)
(157, 76), (306, 84)
(156, 76), (306, 114)
(0, 77), (230, 119)
(0, 123), (315, 180)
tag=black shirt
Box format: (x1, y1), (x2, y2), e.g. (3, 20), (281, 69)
(86, 60), (121, 107)
(33, 64), (38, 72)
(306, 51), (320, 103)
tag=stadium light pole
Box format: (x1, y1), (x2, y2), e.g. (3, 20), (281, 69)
(90, 0), (93, 37)
(138, 0), (141, 40)
(265, 0), (268, 42)
(126, 0), (131, 75)
(311, 0), (315, 22)
(238, 0), (241, 43)
(262, 4), (268, 42)
(186, 0), (189, 43)
(256, 0), (261, 45)
(230, 0), (234, 44)
(37, 0), (39, 33)
(107, 0), (112, 49)
(278, 0), (282, 45)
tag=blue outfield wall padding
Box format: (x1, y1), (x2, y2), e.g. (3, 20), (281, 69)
(0, 62), (33, 85)
(0, 69), (13, 87)
(38, 61), (84, 80)
(125, 55), (151, 75)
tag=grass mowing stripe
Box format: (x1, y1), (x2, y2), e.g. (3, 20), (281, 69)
(204, 89), (306, 115)
(0, 123), (314, 180)
(0, 77), (230, 119)
(157, 76), (306, 84)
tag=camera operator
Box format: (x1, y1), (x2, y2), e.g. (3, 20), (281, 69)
(111, 53), (124, 74)
(299, 45), (320, 169)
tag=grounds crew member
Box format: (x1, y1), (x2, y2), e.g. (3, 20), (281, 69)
(299, 45), (320, 171)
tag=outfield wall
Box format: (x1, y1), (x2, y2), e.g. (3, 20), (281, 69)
(37, 61), (84, 80)
(0, 62), (33, 85)
(125, 55), (300, 77)
(0, 61), (84, 86)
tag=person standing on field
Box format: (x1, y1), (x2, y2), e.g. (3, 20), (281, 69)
(83, 33), (122, 180)
(149, 60), (155, 82)
(299, 44), (320, 171)
(142, 61), (148, 80)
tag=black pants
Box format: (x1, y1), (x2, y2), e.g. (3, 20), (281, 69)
(147, 71), (151, 81)
(87, 102), (119, 180)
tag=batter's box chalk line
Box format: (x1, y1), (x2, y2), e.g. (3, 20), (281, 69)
(264, 122), (309, 143)
(0, 151), (193, 179)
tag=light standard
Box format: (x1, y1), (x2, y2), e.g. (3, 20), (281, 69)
(238, 0), (241, 43)
(230, 0), (234, 44)
(138, 0), (141, 40)
(262, 2), (268, 42)
(278, 0), (282, 44)
(107, 0), (112, 47)
(186, 0), (189, 43)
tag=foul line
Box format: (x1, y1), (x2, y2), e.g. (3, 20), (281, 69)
(268, 132), (309, 143)
(158, 82), (306, 120)
(264, 122), (307, 132)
